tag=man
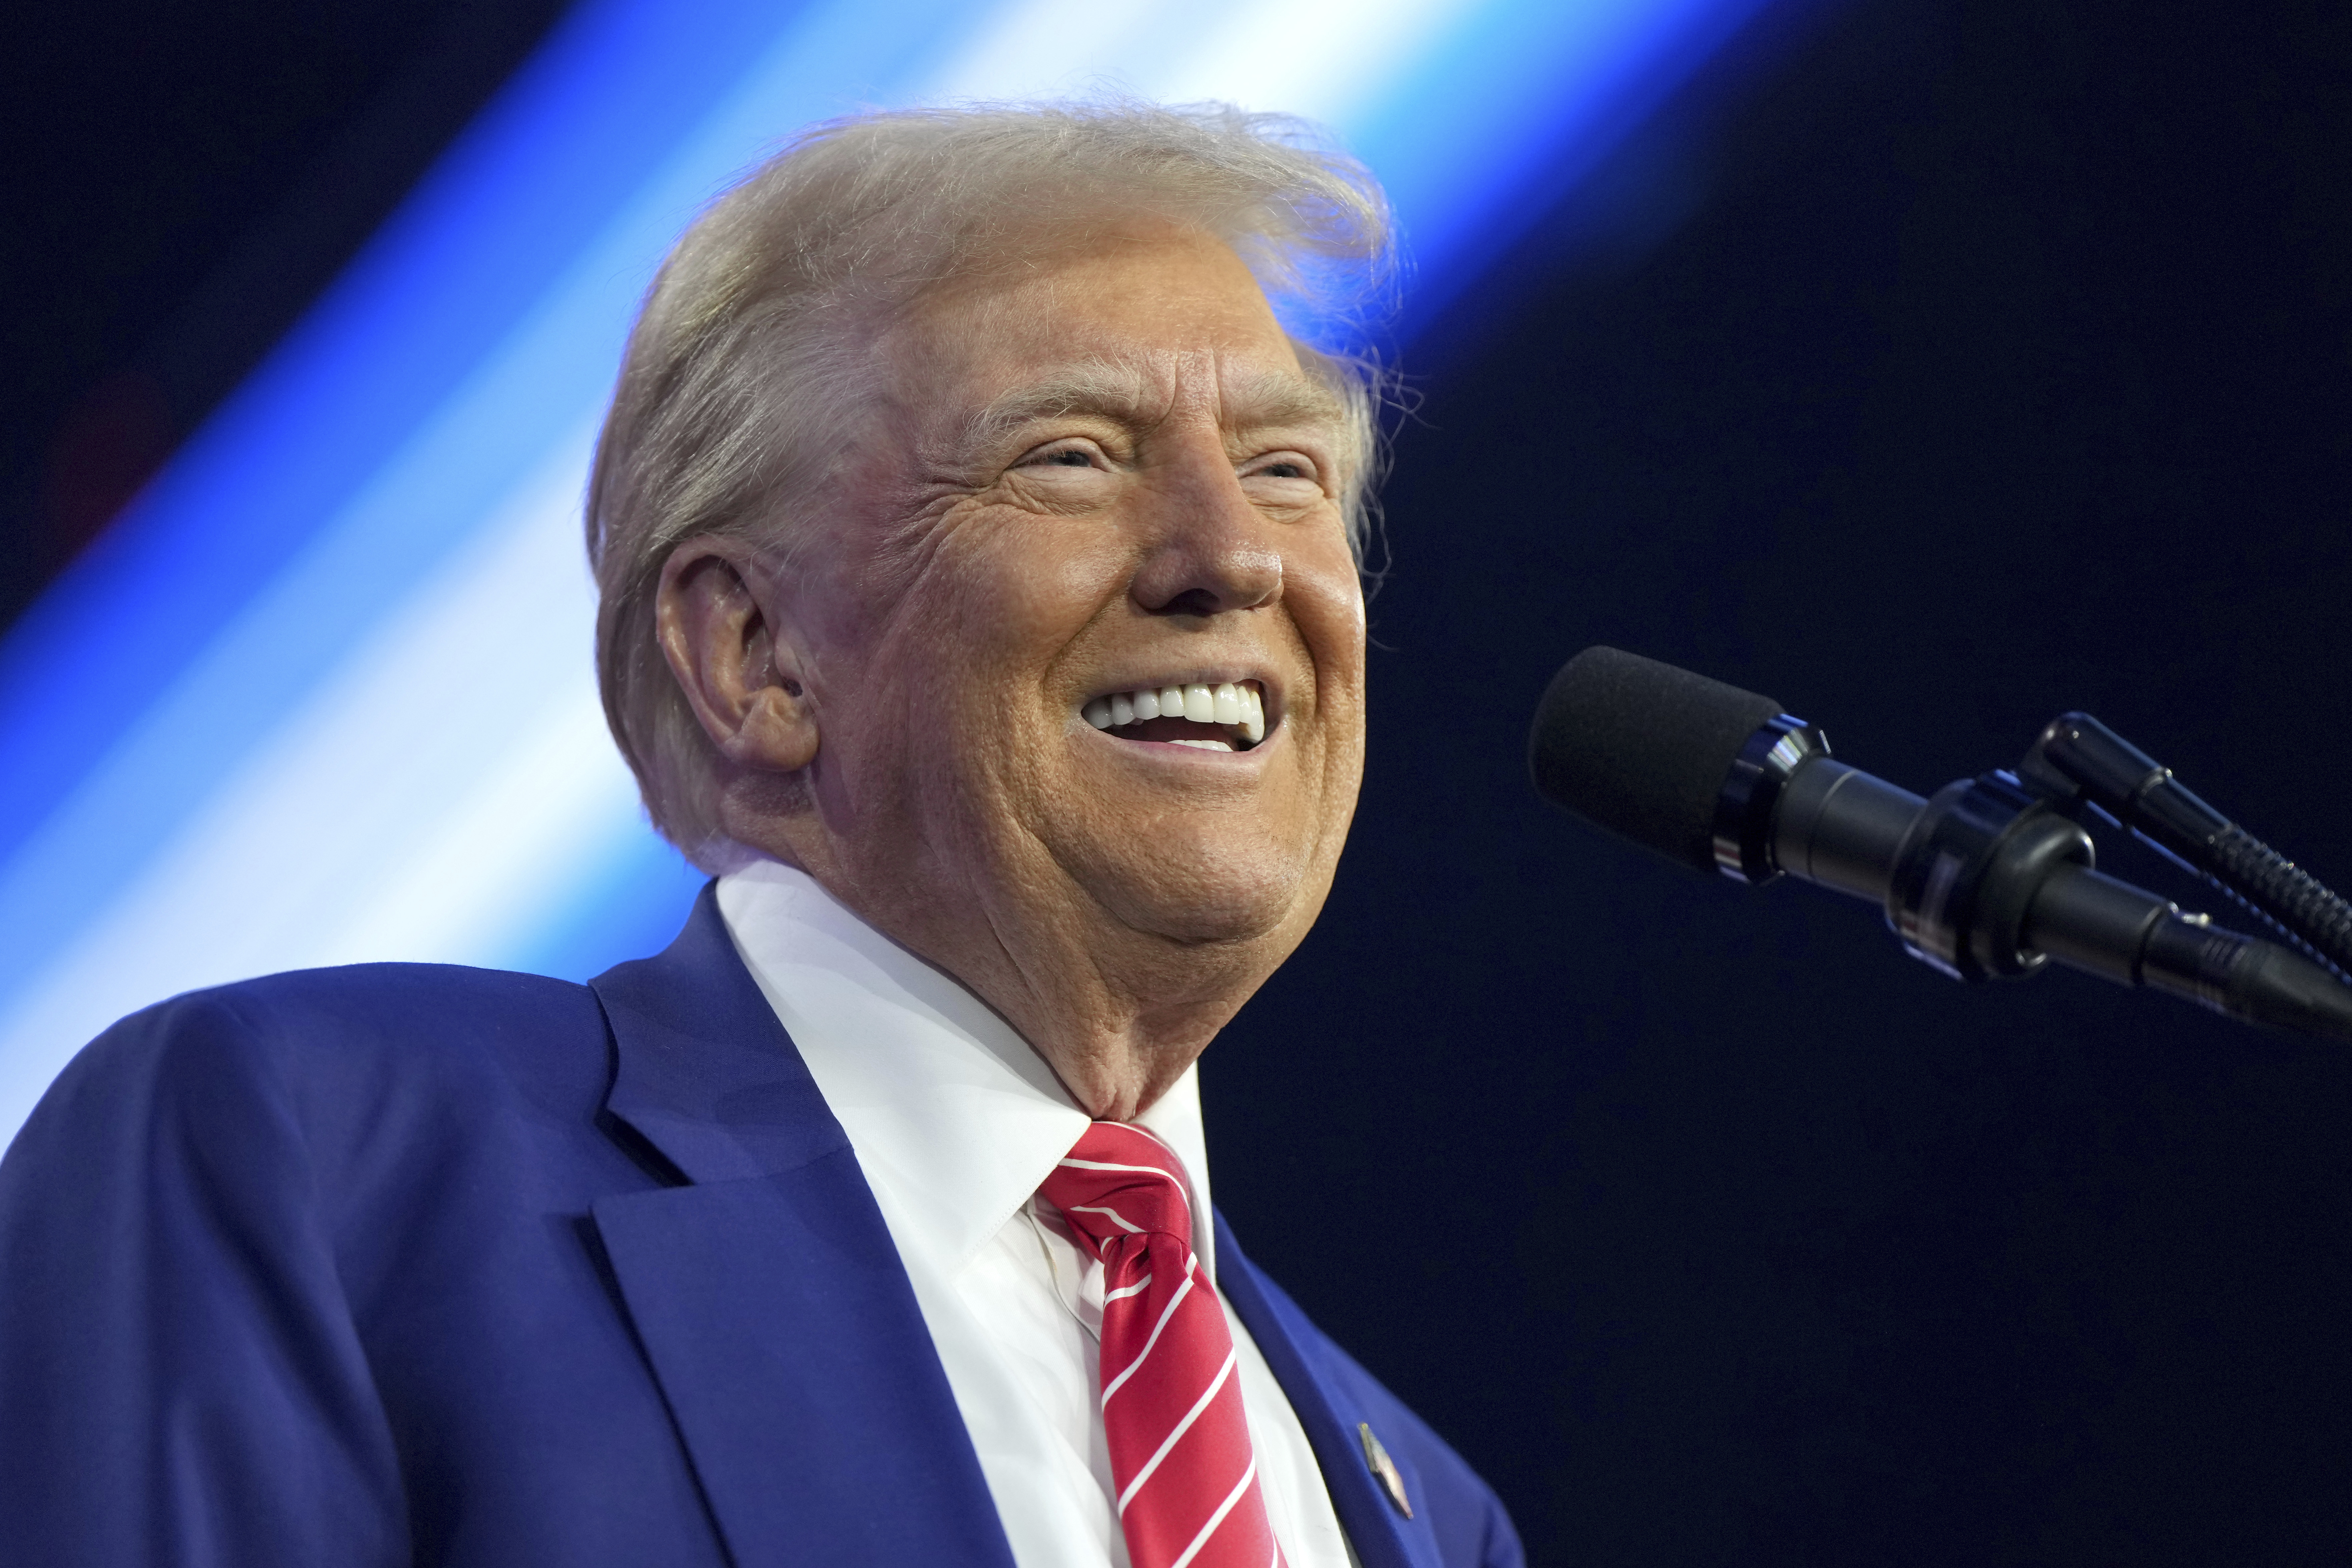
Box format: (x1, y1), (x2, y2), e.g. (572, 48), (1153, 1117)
(0, 103), (1521, 1567)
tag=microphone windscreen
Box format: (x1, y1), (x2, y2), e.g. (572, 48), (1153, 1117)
(1528, 647), (1785, 873)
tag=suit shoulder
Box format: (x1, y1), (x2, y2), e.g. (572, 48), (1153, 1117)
(18, 963), (611, 1169)
(202, 959), (594, 1027)
(114, 961), (595, 1077)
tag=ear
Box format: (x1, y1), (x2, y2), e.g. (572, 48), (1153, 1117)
(654, 539), (819, 774)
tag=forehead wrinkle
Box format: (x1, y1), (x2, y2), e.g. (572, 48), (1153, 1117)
(1210, 358), (1347, 439)
(959, 357), (1162, 457)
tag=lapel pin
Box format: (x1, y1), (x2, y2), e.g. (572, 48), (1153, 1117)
(1358, 1422), (1413, 1518)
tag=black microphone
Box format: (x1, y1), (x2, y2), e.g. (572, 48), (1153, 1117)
(1527, 646), (2352, 1043)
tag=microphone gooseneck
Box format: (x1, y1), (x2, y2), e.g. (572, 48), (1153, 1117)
(2020, 712), (2352, 977)
(1527, 647), (2352, 1044)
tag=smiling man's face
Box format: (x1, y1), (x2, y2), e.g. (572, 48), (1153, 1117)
(743, 220), (1368, 1108)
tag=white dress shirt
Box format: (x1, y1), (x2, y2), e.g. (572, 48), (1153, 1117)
(717, 861), (1352, 1568)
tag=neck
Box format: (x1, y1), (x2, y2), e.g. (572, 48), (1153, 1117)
(737, 837), (1279, 1121)
(881, 883), (1277, 1121)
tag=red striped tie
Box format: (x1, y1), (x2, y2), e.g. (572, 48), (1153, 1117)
(1039, 1121), (1286, 1568)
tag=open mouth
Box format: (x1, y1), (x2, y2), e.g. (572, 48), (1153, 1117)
(1081, 679), (1268, 753)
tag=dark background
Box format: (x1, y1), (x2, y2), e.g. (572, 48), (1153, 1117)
(9, 0), (2352, 1562)
(0, 0), (568, 633)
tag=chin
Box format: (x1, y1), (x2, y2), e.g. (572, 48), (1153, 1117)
(1084, 840), (1322, 949)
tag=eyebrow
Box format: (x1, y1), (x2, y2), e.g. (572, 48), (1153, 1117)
(960, 359), (1348, 455)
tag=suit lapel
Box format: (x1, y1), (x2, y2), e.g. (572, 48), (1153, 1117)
(1217, 1217), (1445, 1568)
(589, 885), (1015, 1568)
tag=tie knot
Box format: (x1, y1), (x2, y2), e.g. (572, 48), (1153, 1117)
(1037, 1121), (1196, 1260)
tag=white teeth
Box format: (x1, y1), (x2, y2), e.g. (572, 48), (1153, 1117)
(1083, 679), (1271, 746)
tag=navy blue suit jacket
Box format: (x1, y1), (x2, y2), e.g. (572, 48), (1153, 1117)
(0, 886), (1520, 1567)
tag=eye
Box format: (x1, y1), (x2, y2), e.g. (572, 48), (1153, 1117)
(1239, 451), (1326, 500)
(1018, 440), (1104, 471)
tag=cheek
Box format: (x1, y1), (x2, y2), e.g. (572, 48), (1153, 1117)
(1285, 536), (1369, 716)
(834, 515), (1124, 812)
(930, 514), (1130, 678)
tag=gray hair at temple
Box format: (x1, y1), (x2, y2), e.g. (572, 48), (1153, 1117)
(585, 100), (1397, 867)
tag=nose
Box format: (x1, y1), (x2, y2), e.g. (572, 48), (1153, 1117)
(1128, 459), (1285, 619)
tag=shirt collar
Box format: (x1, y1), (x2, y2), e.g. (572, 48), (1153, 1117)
(714, 860), (1217, 1280)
